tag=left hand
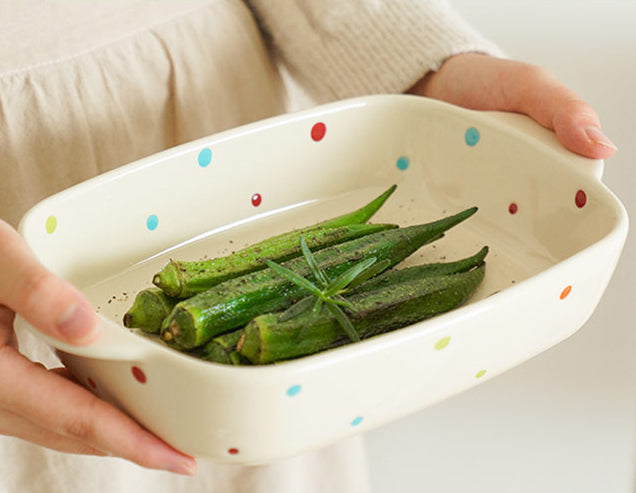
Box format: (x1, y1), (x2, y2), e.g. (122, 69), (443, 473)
(409, 53), (617, 160)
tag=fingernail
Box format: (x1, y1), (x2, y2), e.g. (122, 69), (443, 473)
(585, 126), (618, 151)
(166, 458), (197, 476)
(56, 302), (98, 344)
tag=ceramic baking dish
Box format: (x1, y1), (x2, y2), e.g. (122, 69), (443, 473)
(16, 95), (628, 464)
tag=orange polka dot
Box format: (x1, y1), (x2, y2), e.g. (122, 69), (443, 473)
(560, 285), (572, 300)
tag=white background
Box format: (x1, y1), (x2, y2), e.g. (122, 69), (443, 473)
(364, 2), (636, 492)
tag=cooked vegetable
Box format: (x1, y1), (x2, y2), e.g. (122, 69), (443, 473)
(237, 262), (486, 364)
(351, 246), (489, 295)
(153, 223), (396, 298)
(153, 185), (397, 297)
(122, 288), (179, 334)
(160, 207), (477, 349)
(199, 330), (249, 365)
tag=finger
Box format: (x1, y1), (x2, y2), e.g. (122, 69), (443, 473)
(0, 219), (99, 345)
(509, 64), (617, 159)
(0, 348), (196, 475)
(0, 407), (105, 456)
(0, 305), (18, 349)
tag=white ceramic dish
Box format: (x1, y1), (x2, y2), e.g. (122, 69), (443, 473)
(16, 95), (628, 464)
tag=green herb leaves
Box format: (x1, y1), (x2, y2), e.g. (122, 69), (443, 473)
(265, 237), (379, 342)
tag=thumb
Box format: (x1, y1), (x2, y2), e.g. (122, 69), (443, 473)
(0, 220), (99, 345)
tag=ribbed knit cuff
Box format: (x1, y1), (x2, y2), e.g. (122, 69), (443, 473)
(248, 0), (505, 103)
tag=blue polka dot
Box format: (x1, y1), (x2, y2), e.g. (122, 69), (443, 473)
(198, 148), (212, 167)
(396, 156), (410, 171)
(350, 416), (364, 427)
(465, 127), (480, 146)
(286, 384), (302, 397)
(146, 214), (159, 231)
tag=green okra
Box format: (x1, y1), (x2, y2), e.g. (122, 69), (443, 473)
(122, 288), (179, 334)
(199, 330), (249, 365)
(161, 207), (478, 349)
(153, 223), (396, 298)
(237, 262), (486, 365)
(351, 246), (489, 295)
(153, 185), (397, 297)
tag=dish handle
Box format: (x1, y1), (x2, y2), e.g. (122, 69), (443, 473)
(484, 110), (605, 181)
(14, 314), (150, 361)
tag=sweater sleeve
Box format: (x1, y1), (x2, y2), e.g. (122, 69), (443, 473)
(246, 0), (505, 103)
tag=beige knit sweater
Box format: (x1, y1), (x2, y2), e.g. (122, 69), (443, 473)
(0, 1), (501, 492)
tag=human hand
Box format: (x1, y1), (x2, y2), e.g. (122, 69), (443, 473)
(408, 53), (617, 159)
(0, 219), (196, 475)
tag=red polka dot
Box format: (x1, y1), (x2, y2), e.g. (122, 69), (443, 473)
(251, 193), (262, 207)
(508, 202), (518, 215)
(87, 377), (97, 389)
(228, 448), (239, 455)
(575, 190), (587, 208)
(131, 366), (147, 384)
(311, 122), (326, 141)
(560, 285), (572, 300)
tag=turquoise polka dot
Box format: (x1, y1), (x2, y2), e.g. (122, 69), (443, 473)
(465, 127), (480, 146)
(350, 416), (364, 427)
(146, 214), (159, 231)
(198, 148), (212, 167)
(286, 384), (302, 397)
(396, 156), (410, 171)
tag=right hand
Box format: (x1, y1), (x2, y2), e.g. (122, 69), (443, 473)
(0, 219), (197, 475)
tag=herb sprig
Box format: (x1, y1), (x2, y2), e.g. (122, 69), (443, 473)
(264, 237), (383, 342)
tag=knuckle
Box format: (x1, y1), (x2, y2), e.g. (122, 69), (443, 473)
(60, 397), (100, 443)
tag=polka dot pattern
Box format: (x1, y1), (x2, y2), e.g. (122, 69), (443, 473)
(146, 214), (159, 231)
(434, 336), (450, 350)
(45, 215), (57, 234)
(465, 127), (480, 146)
(350, 416), (364, 427)
(286, 385), (302, 397)
(311, 122), (326, 141)
(198, 148), (212, 167)
(396, 156), (410, 171)
(575, 190), (587, 208)
(560, 285), (572, 300)
(131, 366), (147, 384)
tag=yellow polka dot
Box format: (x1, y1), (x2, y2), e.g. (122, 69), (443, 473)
(475, 369), (487, 379)
(45, 215), (57, 234)
(434, 336), (450, 350)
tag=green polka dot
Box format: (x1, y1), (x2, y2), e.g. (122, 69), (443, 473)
(475, 369), (487, 379)
(434, 336), (450, 350)
(45, 215), (57, 234)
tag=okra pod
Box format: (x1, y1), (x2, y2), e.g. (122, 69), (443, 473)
(153, 185), (396, 298)
(122, 288), (179, 334)
(153, 223), (397, 298)
(161, 207), (478, 349)
(237, 263), (486, 364)
(198, 330), (249, 365)
(351, 246), (489, 294)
